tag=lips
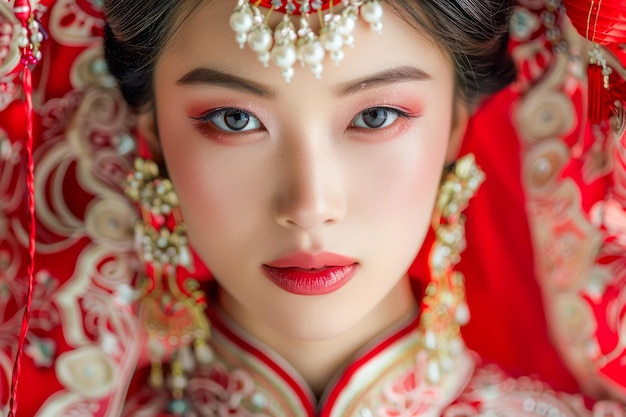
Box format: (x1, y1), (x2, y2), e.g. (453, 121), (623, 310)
(262, 252), (359, 295)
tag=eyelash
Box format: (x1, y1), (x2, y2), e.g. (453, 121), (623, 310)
(190, 106), (413, 135)
(350, 107), (411, 130)
(191, 108), (263, 133)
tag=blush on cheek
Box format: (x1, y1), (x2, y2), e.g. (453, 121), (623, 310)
(355, 131), (447, 242)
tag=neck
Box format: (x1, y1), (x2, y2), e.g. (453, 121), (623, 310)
(219, 276), (417, 397)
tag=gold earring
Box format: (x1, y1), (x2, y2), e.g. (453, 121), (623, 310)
(419, 153), (484, 384)
(124, 158), (213, 400)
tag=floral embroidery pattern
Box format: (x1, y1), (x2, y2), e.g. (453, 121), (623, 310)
(376, 353), (442, 417)
(188, 362), (270, 417)
(513, 1), (626, 400)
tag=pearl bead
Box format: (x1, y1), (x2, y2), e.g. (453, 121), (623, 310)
(248, 28), (272, 52)
(18, 35), (28, 48)
(424, 330), (437, 350)
(455, 301), (470, 325)
(271, 44), (297, 69)
(440, 356), (454, 372)
(339, 16), (356, 35)
(179, 246), (191, 267)
(310, 63), (323, 79)
(149, 339), (165, 358)
(281, 67), (295, 83)
(195, 344), (214, 365)
(299, 40), (324, 66)
(258, 51), (270, 67)
(172, 375), (187, 390)
(235, 32), (247, 48)
(321, 30), (343, 52)
(449, 337), (463, 356)
(251, 392), (268, 410)
(179, 346), (196, 372)
(427, 358), (441, 383)
(330, 50), (344, 65)
(361, 0), (383, 24)
(229, 10), (253, 34)
(274, 17), (296, 43)
(32, 32), (43, 43)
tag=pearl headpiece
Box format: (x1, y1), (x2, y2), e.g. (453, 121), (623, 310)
(229, 0), (384, 82)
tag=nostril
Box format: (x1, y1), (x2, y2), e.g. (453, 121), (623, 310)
(273, 147), (347, 230)
(274, 198), (345, 230)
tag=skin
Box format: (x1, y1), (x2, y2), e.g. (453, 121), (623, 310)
(141, 0), (468, 396)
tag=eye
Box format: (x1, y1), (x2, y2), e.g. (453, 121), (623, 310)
(351, 107), (402, 129)
(192, 108), (262, 132)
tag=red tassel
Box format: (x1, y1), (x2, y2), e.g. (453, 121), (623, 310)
(8, 68), (36, 417)
(9, 1), (41, 415)
(587, 62), (612, 127)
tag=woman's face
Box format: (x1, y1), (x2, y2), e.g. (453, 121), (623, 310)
(150, 0), (466, 342)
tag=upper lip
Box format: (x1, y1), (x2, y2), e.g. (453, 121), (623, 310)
(265, 251), (358, 269)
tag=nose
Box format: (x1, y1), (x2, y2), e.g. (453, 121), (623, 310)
(273, 138), (347, 230)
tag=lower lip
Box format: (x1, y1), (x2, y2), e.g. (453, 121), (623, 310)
(261, 264), (358, 296)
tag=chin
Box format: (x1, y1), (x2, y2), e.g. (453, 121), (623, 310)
(273, 315), (360, 342)
(260, 293), (375, 342)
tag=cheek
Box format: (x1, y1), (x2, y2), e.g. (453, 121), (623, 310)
(348, 115), (452, 270)
(156, 112), (265, 255)
(352, 121), (450, 219)
(362, 152), (443, 252)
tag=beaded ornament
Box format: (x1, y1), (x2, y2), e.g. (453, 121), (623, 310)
(421, 154), (485, 384)
(125, 158), (214, 403)
(229, 0), (384, 82)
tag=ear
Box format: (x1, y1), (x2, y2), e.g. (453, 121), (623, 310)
(137, 111), (163, 162)
(445, 100), (470, 163)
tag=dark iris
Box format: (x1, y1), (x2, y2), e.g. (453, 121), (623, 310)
(361, 108), (389, 128)
(223, 109), (251, 131)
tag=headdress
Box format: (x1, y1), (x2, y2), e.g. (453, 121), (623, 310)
(229, 0), (383, 82)
(562, 0), (626, 130)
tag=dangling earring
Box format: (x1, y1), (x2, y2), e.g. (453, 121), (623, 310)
(419, 153), (484, 384)
(124, 158), (213, 401)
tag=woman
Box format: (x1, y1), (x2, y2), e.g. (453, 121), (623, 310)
(1, 0), (624, 415)
(101, 0), (622, 415)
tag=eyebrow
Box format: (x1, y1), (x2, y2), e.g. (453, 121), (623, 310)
(338, 66), (432, 95)
(177, 67), (275, 98)
(176, 65), (431, 97)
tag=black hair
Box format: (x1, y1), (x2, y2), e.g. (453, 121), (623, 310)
(104, 0), (516, 110)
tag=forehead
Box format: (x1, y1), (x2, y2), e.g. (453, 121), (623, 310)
(156, 0), (452, 89)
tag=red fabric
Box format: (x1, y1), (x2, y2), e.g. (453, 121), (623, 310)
(0, 1), (624, 415)
(457, 89), (579, 392)
(563, 0), (626, 46)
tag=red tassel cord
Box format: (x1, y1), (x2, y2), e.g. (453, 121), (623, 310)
(8, 67), (36, 417)
(9, 0), (42, 415)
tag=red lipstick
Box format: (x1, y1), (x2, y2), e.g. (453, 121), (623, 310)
(262, 252), (359, 296)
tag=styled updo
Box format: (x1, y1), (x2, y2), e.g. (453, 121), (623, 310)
(104, 0), (516, 110)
